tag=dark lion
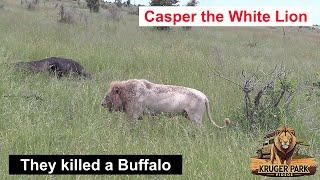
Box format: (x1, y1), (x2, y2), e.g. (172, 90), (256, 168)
(14, 57), (91, 78)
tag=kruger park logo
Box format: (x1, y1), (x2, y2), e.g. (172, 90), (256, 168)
(251, 125), (317, 177)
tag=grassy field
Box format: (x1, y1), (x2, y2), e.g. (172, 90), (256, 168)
(0, 1), (319, 179)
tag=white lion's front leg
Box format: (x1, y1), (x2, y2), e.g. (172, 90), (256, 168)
(125, 101), (144, 120)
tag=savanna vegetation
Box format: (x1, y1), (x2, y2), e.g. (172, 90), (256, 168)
(0, 0), (319, 179)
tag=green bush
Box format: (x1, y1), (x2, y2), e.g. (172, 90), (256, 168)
(217, 68), (298, 130)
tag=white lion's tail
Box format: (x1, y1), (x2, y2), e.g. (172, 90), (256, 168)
(205, 99), (230, 129)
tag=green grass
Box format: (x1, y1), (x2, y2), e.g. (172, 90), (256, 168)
(0, 2), (319, 179)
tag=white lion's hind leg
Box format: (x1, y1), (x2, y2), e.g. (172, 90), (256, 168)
(185, 102), (205, 126)
(186, 109), (203, 126)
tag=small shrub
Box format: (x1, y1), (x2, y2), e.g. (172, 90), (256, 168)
(247, 41), (258, 48)
(213, 66), (297, 130)
(79, 11), (89, 25)
(314, 72), (320, 88)
(181, 1), (198, 31)
(106, 4), (122, 21)
(25, 0), (38, 10)
(54, 2), (59, 9)
(115, 0), (122, 7)
(149, 0), (179, 31)
(181, 26), (192, 31)
(156, 27), (170, 31)
(86, 0), (99, 12)
(127, 6), (138, 15)
(186, 0), (198, 6)
(150, 0), (179, 6)
(305, 72), (320, 101)
(58, 5), (75, 24)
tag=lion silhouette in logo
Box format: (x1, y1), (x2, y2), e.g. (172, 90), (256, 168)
(270, 125), (297, 165)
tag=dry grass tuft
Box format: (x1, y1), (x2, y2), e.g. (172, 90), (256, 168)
(105, 4), (122, 21)
(58, 4), (75, 24)
(25, 0), (38, 10)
